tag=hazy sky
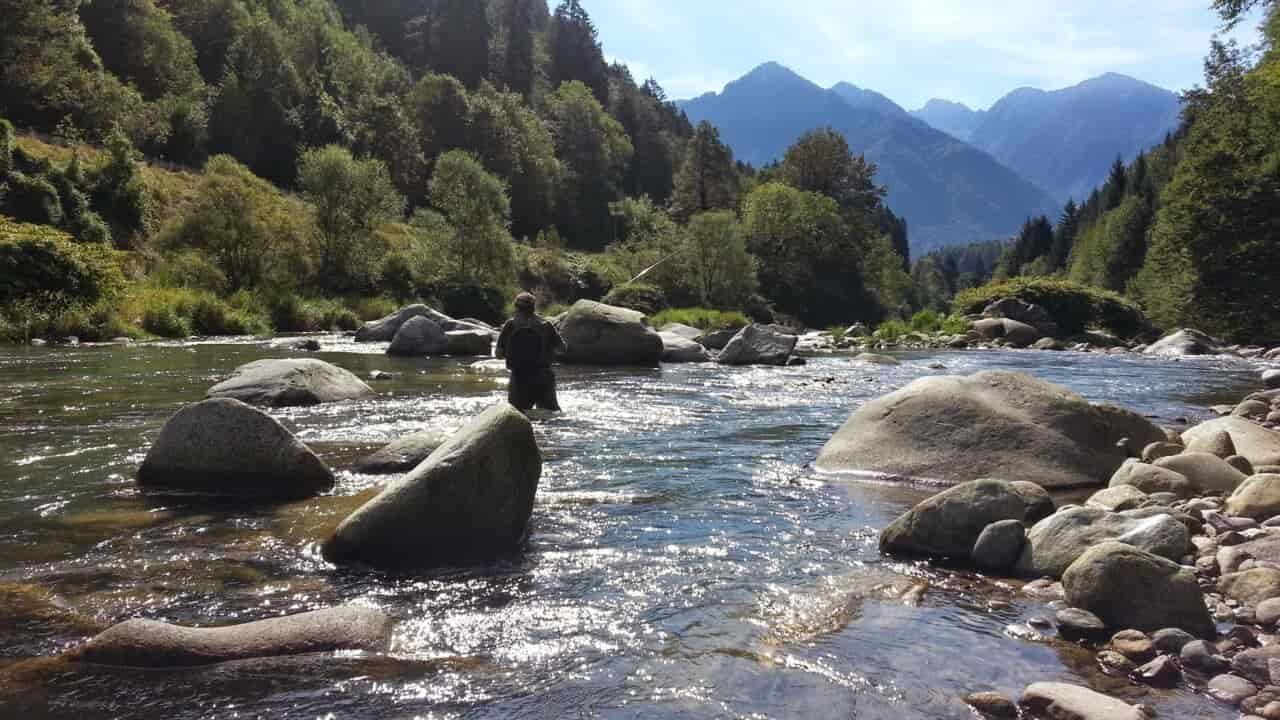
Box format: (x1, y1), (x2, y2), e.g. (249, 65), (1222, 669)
(581, 1), (1265, 109)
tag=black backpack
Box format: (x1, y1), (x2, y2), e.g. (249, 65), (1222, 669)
(506, 324), (545, 372)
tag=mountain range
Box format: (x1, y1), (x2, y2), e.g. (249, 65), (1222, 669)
(680, 63), (1058, 254)
(912, 73), (1182, 203)
(680, 63), (1182, 254)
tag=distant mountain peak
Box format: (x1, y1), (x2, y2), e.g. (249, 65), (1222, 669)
(830, 82), (907, 117)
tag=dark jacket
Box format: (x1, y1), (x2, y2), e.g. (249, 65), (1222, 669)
(496, 313), (566, 371)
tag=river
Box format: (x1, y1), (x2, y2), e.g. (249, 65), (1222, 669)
(0, 337), (1264, 719)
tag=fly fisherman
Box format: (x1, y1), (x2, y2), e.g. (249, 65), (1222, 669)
(496, 292), (566, 413)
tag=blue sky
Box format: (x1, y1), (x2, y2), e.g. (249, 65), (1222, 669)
(578, 1), (1265, 109)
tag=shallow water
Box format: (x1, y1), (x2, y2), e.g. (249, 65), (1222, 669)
(0, 338), (1264, 719)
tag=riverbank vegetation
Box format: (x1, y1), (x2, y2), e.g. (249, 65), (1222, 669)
(2, 0), (1278, 344)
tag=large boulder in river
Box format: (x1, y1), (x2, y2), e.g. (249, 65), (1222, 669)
(879, 479), (1041, 560)
(207, 359), (375, 407)
(444, 329), (494, 357)
(138, 398), (334, 499)
(660, 323), (703, 340)
(660, 333), (711, 363)
(323, 403), (541, 569)
(351, 429), (450, 475)
(816, 371), (1165, 488)
(1015, 506), (1189, 579)
(1144, 328), (1227, 356)
(387, 316), (448, 356)
(356, 304), (450, 342)
(983, 297), (1059, 338)
(69, 605), (391, 667)
(1063, 542), (1214, 638)
(1182, 417), (1280, 468)
(557, 300), (663, 366)
(717, 324), (798, 366)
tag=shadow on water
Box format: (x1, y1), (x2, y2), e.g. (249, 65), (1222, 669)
(0, 337), (1265, 718)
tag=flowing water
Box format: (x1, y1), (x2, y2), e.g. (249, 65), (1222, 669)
(0, 338), (1265, 719)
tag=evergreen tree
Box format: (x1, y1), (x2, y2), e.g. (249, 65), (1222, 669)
(545, 81), (632, 249)
(548, 0), (609, 103)
(1103, 156), (1128, 210)
(430, 0), (491, 89)
(671, 121), (737, 222)
(1048, 199), (1079, 272)
(497, 0), (536, 99)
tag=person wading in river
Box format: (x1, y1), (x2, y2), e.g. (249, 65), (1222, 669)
(496, 292), (566, 413)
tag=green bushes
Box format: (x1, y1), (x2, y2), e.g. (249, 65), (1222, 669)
(0, 217), (125, 311)
(953, 277), (1149, 338)
(873, 319), (911, 341)
(602, 283), (667, 316)
(650, 308), (749, 331)
(130, 287), (270, 338)
(907, 310), (971, 335)
(263, 293), (362, 333)
(440, 284), (506, 324)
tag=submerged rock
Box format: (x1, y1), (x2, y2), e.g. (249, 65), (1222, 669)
(351, 429), (451, 475)
(138, 398), (334, 499)
(323, 403), (541, 569)
(852, 352), (900, 366)
(816, 371), (1164, 488)
(69, 605), (391, 667)
(558, 300), (663, 366)
(1062, 542), (1214, 637)
(1019, 682), (1145, 720)
(717, 324), (798, 366)
(207, 359), (375, 407)
(1015, 506), (1189, 579)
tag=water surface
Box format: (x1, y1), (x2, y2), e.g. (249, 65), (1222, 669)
(0, 339), (1262, 719)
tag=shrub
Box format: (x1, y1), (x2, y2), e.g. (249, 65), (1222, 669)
(0, 217), (126, 312)
(650, 308), (749, 331)
(441, 284), (507, 325)
(152, 250), (229, 293)
(874, 319), (911, 341)
(130, 286), (269, 338)
(940, 314), (972, 335)
(910, 310), (942, 333)
(3, 171), (64, 225)
(828, 325), (848, 343)
(602, 283), (667, 316)
(953, 276), (1149, 337)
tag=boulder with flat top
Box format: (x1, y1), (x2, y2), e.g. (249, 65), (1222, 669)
(816, 371), (1165, 488)
(557, 300), (663, 366)
(207, 359), (375, 407)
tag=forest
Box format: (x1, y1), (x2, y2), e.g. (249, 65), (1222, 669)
(0, 0), (909, 341)
(0, 0), (1277, 343)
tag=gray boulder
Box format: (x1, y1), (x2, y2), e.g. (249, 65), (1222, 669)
(351, 429), (450, 475)
(1109, 462), (1194, 498)
(70, 605), (391, 667)
(388, 316), (448, 356)
(879, 479), (1041, 560)
(1265, 369), (1280, 390)
(659, 333), (712, 363)
(558, 300), (663, 366)
(444, 330), (494, 357)
(138, 398), (334, 499)
(1182, 417), (1280, 468)
(207, 359), (375, 407)
(983, 297), (1059, 337)
(1015, 506), (1189, 579)
(323, 403), (541, 569)
(816, 371), (1165, 488)
(356, 304), (461, 342)
(852, 353), (900, 366)
(972, 519), (1027, 572)
(1141, 442), (1183, 462)
(717, 324), (798, 366)
(1227, 475), (1280, 521)
(1062, 542), (1215, 637)
(1019, 682), (1145, 720)
(1011, 481), (1056, 523)
(695, 328), (738, 350)
(1000, 319), (1041, 348)
(659, 323), (703, 340)
(1155, 452), (1248, 494)
(1144, 328), (1227, 356)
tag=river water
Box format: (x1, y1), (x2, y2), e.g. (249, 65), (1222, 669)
(0, 337), (1265, 719)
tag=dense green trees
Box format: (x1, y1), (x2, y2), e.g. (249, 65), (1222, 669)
(671, 122), (738, 221)
(428, 150), (515, 286)
(546, 81), (633, 248)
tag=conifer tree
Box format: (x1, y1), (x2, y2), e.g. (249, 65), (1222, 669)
(549, 0), (609, 103)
